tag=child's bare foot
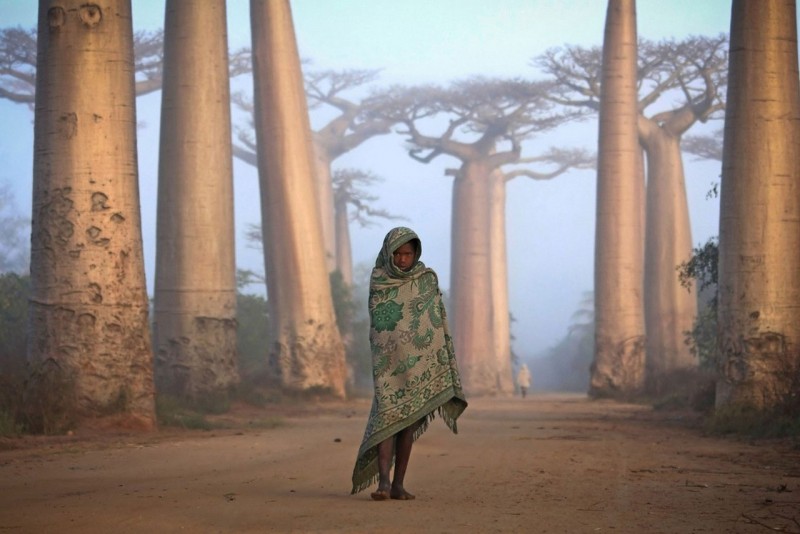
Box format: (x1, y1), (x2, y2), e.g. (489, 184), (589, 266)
(371, 482), (391, 501)
(370, 489), (389, 501)
(390, 487), (415, 500)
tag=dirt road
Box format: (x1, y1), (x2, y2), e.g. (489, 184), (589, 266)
(1, 394), (798, 533)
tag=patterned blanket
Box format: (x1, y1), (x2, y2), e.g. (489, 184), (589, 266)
(351, 227), (467, 494)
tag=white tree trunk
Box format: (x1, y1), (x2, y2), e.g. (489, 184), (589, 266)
(29, 0), (155, 426)
(250, 0), (347, 397)
(153, 0), (239, 400)
(591, 0), (646, 397)
(717, 0), (800, 409)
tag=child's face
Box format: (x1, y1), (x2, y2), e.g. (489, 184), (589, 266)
(392, 243), (416, 271)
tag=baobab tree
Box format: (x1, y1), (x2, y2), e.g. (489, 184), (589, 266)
(717, 0), (800, 410)
(249, 0), (346, 397)
(587, 0), (645, 397)
(373, 77), (579, 394)
(29, 0), (155, 425)
(153, 0), (239, 401)
(539, 29), (727, 392)
(638, 37), (725, 389)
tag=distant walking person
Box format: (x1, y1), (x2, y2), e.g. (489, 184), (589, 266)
(517, 363), (531, 398)
(351, 227), (468, 501)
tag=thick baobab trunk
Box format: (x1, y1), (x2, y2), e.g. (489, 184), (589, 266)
(250, 0), (347, 397)
(489, 170), (514, 394)
(591, 0), (646, 397)
(312, 137), (337, 273)
(29, 0), (155, 426)
(640, 122), (697, 388)
(333, 194), (353, 286)
(450, 160), (497, 395)
(717, 0), (800, 409)
(153, 0), (239, 400)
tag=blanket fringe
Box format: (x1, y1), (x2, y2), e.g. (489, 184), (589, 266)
(351, 471), (380, 495)
(350, 395), (467, 495)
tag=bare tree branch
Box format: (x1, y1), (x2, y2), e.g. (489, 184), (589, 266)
(372, 77), (575, 168)
(0, 26), (251, 106)
(503, 147), (596, 181)
(332, 168), (406, 227)
(535, 34), (728, 129)
(682, 129), (723, 161)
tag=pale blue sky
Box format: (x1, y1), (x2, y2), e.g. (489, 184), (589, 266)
(0, 0), (732, 358)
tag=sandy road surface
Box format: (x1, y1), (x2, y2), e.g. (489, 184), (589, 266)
(1, 394), (798, 533)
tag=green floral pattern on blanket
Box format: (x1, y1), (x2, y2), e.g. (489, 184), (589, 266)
(372, 300), (404, 332)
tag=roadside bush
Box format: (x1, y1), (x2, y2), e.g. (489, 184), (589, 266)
(651, 368), (716, 413)
(21, 360), (78, 435)
(707, 403), (800, 439)
(236, 292), (270, 385)
(155, 394), (216, 430)
(0, 272), (30, 435)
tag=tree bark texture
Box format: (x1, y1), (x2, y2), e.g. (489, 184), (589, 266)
(489, 170), (514, 394)
(154, 0), (239, 400)
(29, 0), (155, 426)
(450, 160), (497, 395)
(250, 0), (346, 397)
(639, 120), (698, 387)
(591, 0), (646, 397)
(717, 0), (800, 409)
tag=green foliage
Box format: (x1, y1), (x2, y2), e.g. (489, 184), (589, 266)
(0, 272), (29, 371)
(650, 369), (717, 413)
(155, 395), (218, 430)
(0, 273), (35, 435)
(683, 306), (720, 370)
(192, 390), (232, 415)
(677, 236), (718, 303)
(707, 404), (800, 439)
(21, 361), (79, 435)
(0, 273), (30, 433)
(677, 237), (720, 368)
(236, 292), (270, 383)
